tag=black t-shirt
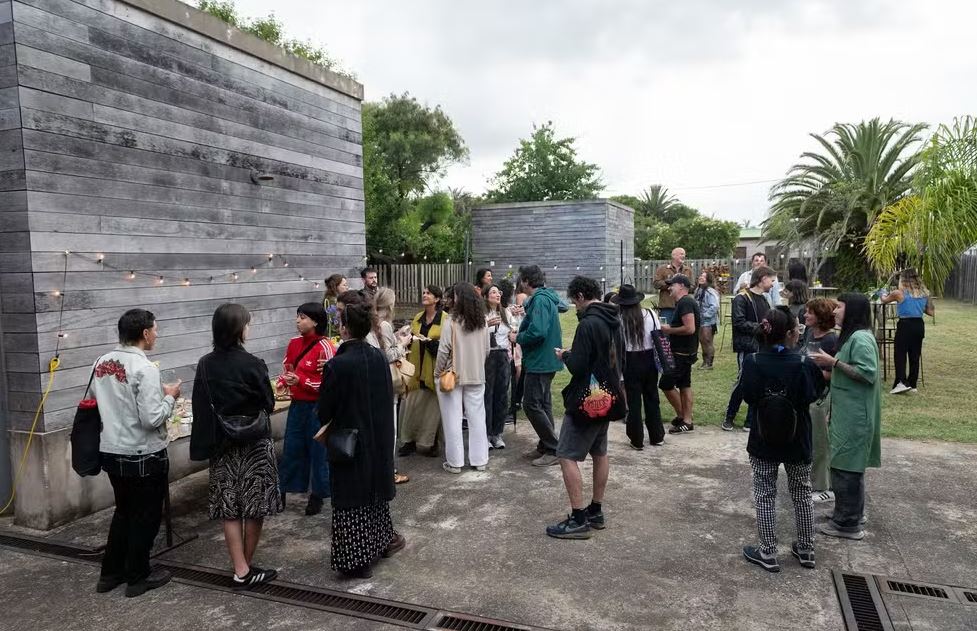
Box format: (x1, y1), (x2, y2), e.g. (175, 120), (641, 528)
(802, 328), (838, 356)
(668, 295), (701, 355)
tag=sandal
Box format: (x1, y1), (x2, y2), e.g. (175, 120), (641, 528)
(394, 473), (410, 484)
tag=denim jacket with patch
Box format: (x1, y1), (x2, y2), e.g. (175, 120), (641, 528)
(90, 346), (173, 455)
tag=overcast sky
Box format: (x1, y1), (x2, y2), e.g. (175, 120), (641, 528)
(230, 0), (976, 224)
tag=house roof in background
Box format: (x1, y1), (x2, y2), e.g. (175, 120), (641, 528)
(739, 228), (762, 239)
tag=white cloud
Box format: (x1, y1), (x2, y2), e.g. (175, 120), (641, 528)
(230, 0), (977, 223)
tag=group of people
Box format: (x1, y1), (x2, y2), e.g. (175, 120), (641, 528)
(86, 254), (929, 596)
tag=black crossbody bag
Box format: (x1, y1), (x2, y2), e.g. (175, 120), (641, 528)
(199, 358), (271, 444)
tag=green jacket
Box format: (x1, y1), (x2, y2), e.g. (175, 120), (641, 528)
(828, 329), (882, 472)
(516, 287), (564, 374)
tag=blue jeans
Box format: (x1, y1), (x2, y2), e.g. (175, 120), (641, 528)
(278, 400), (331, 498)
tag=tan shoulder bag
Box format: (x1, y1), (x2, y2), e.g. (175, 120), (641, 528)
(438, 317), (457, 392)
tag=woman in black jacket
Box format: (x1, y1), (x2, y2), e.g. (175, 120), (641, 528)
(317, 302), (403, 579)
(740, 307), (824, 574)
(191, 303), (281, 590)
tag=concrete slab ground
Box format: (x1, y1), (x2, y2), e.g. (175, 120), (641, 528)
(2, 423), (976, 631)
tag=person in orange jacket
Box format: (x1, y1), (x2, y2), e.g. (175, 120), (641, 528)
(277, 303), (336, 516)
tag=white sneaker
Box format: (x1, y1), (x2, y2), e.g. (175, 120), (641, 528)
(812, 490), (835, 503)
(890, 382), (910, 394)
(489, 435), (506, 449)
(908, 388), (919, 394)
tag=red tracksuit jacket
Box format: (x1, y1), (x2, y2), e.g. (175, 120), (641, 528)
(279, 333), (336, 401)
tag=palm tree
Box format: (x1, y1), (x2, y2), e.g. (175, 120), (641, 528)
(764, 118), (927, 261)
(637, 185), (679, 220)
(866, 116), (977, 294)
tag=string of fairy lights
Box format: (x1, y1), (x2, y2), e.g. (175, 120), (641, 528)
(48, 249), (368, 344)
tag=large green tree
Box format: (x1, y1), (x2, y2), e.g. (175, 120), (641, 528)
(486, 122), (603, 202)
(866, 116), (977, 293)
(764, 118), (927, 280)
(362, 94), (468, 258)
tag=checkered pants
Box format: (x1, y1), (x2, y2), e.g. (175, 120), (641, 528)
(749, 456), (815, 556)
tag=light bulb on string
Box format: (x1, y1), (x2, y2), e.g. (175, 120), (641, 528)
(283, 260), (289, 268)
(251, 266), (257, 274)
(57, 331), (67, 339)
(127, 271), (136, 280)
(232, 272), (239, 281)
(314, 282), (320, 289)
(183, 278), (191, 286)
(208, 276), (214, 283)
(96, 254), (104, 263)
(157, 276), (164, 285)
(299, 275), (305, 281)
(268, 254), (274, 261)
(52, 289), (61, 297)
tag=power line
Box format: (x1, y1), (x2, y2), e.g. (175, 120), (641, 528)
(671, 178), (781, 191)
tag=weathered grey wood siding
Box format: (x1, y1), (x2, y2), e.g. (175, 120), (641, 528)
(471, 200), (635, 292)
(0, 0), (25, 501)
(0, 0), (365, 525)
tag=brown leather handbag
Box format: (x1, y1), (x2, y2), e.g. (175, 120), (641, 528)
(438, 318), (457, 392)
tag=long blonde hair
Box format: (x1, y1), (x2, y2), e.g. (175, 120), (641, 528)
(375, 287), (396, 324)
(899, 269), (929, 298)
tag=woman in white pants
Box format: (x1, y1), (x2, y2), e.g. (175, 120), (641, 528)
(435, 283), (490, 473)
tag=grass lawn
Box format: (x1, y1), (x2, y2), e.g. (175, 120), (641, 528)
(549, 297), (977, 444)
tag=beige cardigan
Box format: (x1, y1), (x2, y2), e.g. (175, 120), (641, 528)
(434, 316), (489, 386)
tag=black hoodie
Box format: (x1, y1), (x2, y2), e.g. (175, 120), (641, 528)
(560, 301), (626, 416)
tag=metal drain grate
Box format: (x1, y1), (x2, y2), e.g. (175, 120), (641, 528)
(833, 571), (894, 631)
(433, 612), (535, 631)
(962, 591), (977, 604)
(0, 532), (102, 562)
(885, 580), (951, 600)
(0, 531), (557, 631)
(158, 560), (434, 627)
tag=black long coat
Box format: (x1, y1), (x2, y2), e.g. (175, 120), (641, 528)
(317, 339), (395, 509)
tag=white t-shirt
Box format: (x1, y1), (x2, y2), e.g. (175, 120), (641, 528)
(624, 309), (662, 352)
(486, 310), (512, 351)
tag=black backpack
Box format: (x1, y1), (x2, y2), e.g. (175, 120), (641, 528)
(754, 379), (799, 448)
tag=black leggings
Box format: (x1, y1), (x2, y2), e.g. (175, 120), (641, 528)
(893, 318), (924, 388)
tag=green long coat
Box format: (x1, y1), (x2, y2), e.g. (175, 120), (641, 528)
(828, 329), (882, 472)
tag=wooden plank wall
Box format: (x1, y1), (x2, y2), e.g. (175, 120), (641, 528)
(944, 253), (977, 303)
(0, 0), (24, 500)
(471, 200), (632, 293)
(2, 0), (365, 434)
(604, 200), (634, 290)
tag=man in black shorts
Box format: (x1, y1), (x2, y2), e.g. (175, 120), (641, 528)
(660, 274), (701, 433)
(546, 276), (625, 539)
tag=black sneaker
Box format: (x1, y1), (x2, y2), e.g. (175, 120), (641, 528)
(628, 441), (644, 451)
(125, 568), (172, 597)
(721, 419), (735, 431)
(339, 565), (373, 579)
(586, 507), (606, 530)
(791, 543), (815, 569)
(668, 422), (694, 434)
(397, 442), (416, 457)
(670, 416), (683, 428)
(305, 494), (323, 516)
(742, 546), (780, 573)
(233, 567), (278, 590)
(546, 515), (592, 539)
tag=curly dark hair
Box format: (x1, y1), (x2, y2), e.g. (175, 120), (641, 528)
(497, 278), (515, 308)
(451, 282), (486, 332)
(567, 275), (601, 301)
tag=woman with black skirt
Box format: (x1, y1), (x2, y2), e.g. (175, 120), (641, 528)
(318, 301), (404, 579)
(613, 284), (665, 449)
(191, 303), (281, 589)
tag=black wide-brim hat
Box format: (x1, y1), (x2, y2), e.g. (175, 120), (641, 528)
(613, 284), (645, 306)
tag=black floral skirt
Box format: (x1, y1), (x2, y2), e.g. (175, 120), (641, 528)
(208, 438), (283, 521)
(331, 501), (395, 572)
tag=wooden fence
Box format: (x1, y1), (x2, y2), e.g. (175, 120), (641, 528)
(945, 253), (977, 303)
(377, 263), (470, 303)
(629, 259), (753, 295)
(376, 258), (762, 304)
